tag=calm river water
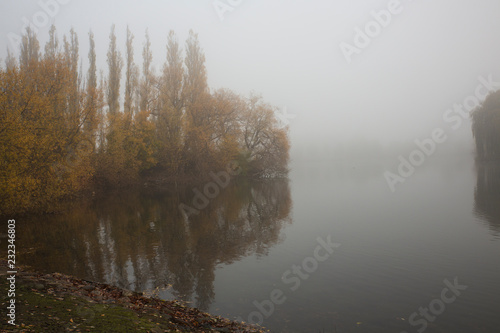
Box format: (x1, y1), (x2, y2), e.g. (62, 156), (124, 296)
(18, 154), (500, 332)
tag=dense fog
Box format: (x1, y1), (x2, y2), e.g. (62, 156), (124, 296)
(2, 0), (500, 161)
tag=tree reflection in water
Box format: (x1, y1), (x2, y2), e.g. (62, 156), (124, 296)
(19, 179), (292, 311)
(474, 162), (500, 238)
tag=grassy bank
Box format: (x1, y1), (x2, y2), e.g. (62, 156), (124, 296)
(0, 260), (266, 332)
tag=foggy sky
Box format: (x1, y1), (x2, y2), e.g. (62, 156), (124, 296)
(1, 0), (500, 158)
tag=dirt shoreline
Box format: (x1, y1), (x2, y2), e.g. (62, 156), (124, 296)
(0, 260), (267, 332)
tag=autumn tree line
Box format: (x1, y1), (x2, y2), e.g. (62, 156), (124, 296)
(0, 26), (290, 215)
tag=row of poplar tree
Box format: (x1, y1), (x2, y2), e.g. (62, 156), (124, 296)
(0, 25), (290, 215)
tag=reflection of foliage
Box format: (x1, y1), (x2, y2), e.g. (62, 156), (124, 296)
(472, 91), (500, 160)
(474, 162), (500, 237)
(18, 180), (292, 311)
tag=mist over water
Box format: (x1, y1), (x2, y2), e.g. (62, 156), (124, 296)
(16, 155), (500, 332)
(3, 1), (500, 332)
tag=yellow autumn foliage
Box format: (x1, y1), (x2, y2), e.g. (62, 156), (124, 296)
(1, 26), (291, 215)
(0, 56), (96, 214)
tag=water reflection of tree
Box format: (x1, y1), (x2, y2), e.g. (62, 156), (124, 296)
(474, 162), (500, 237)
(19, 180), (292, 311)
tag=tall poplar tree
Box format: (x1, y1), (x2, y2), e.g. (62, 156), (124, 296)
(183, 30), (207, 105)
(124, 26), (138, 115)
(63, 28), (80, 120)
(19, 27), (40, 69)
(107, 24), (122, 115)
(140, 29), (153, 113)
(158, 30), (184, 172)
(44, 25), (59, 61)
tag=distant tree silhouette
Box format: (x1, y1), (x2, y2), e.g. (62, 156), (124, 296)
(472, 90), (500, 160)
